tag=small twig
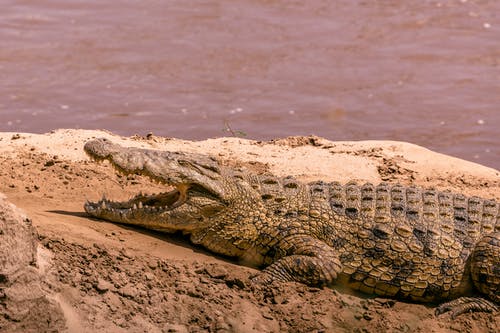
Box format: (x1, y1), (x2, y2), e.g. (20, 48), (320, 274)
(222, 120), (247, 137)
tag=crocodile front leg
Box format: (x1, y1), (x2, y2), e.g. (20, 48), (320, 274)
(253, 235), (342, 286)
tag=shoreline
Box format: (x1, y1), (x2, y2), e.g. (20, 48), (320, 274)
(0, 129), (498, 332)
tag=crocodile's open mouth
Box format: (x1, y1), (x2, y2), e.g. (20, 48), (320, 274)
(84, 178), (226, 232)
(83, 138), (228, 230)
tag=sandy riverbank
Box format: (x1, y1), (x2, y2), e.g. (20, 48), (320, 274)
(0, 129), (498, 332)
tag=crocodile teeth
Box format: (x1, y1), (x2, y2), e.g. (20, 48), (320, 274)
(138, 202), (143, 209)
(101, 201), (107, 209)
(133, 204), (138, 210)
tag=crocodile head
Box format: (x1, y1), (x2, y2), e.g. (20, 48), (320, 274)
(83, 138), (232, 233)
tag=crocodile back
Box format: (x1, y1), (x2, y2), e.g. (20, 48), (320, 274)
(328, 181), (498, 252)
(325, 181), (499, 301)
(249, 176), (499, 301)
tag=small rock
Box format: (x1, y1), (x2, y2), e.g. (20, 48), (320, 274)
(225, 277), (246, 289)
(144, 272), (155, 281)
(215, 316), (231, 330)
(301, 312), (312, 321)
(147, 259), (158, 270)
(204, 265), (227, 279)
(94, 278), (112, 293)
(119, 249), (134, 259)
(272, 292), (287, 305)
(120, 284), (138, 299)
(87, 262), (96, 271)
(199, 277), (210, 284)
(262, 311), (275, 320)
(105, 292), (122, 312)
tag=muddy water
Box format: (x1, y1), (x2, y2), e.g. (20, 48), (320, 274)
(1, 0), (499, 169)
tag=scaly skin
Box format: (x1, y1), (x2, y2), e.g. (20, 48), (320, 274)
(83, 138), (499, 317)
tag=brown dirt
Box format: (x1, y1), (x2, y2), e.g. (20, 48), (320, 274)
(0, 129), (498, 332)
(0, 194), (65, 332)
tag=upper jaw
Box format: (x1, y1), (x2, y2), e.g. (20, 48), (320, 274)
(84, 138), (228, 202)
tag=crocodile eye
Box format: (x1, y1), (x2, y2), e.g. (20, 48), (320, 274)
(199, 163), (220, 173)
(177, 159), (219, 174)
(177, 159), (191, 167)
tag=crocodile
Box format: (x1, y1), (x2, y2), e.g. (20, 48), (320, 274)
(83, 138), (499, 317)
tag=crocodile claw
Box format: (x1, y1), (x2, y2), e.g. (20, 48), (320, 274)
(435, 297), (499, 318)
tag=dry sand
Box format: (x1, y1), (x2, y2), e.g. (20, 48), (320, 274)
(0, 129), (498, 333)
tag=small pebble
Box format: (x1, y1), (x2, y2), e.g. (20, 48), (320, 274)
(95, 278), (112, 293)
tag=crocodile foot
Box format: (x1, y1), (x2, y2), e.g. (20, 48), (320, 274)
(435, 297), (499, 318)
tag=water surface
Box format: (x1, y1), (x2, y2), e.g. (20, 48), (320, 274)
(1, 0), (499, 169)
